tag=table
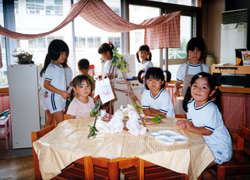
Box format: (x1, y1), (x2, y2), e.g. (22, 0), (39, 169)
(33, 117), (215, 180)
(0, 114), (11, 150)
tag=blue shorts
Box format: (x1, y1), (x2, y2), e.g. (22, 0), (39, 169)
(44, 92), (66, 114)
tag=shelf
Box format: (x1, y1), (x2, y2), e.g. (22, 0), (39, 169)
(211, 65), (250, 74)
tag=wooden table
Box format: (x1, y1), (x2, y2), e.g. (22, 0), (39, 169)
(33, 117), (215, 180)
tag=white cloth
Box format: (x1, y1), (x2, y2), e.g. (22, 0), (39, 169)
(176, 62), (209, 82)
(137, 61), (153, 73)
(67, 97), (94, 119)
(44, 63), (67, 93)
(187, 100), (233, 164)
(141, 89), (175, 118)
(65, 66), (73, 88)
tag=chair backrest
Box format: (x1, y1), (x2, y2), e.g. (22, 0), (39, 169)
(175, 114), (187, 119)
(236, 125), (250, 151)
(31, 124), (57, 180)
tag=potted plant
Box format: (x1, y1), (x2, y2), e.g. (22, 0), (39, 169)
(13, 50), (34, 64)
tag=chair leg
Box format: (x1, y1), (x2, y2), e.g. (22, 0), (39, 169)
(217, 166), (225, 180)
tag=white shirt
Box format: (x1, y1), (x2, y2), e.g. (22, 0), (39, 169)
(141, 89), (175, 118)
(67, 97), (94, 119)
(65, 66), (73, 87)
(176, 62), (209, 82)
(137, 61), (153, 74)
(44, 63), (66, 93)
(187, 100), (232, 164)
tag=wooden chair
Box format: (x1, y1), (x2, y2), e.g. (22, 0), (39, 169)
(217, 125), (250, 180)
(31, 124), (108, 180)
(175, 114), (187, 119)
(121, 158), (188, 180)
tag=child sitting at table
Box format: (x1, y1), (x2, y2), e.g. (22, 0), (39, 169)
(176, 72), (232, 166)
(141, 67), (175, 118)
(66, 75), (95, 119)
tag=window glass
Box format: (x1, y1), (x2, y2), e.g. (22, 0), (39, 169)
(150, 0), (198, 7)
(0, 0), (8, 86)
(73, 0), (121, 76)
(168, 15), (192, 80)
(129, 5), (160, 72)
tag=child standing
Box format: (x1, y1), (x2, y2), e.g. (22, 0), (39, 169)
(77, 58), (94, 91)
(174, 37), (209, 114)
(141, 67), (174, 118)
(136, 45), (153, 93)
(67, 75), (94, 119)
(98, 42), (116, 78)
(40, 39), (70, 124)
(176, 72), (232, 166)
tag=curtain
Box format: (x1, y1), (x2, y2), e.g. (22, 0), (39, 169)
(0, 0), (180, 67)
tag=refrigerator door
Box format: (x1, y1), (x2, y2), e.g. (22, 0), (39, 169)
(8, 64), (41, 149)
(220, 23), (247, 65)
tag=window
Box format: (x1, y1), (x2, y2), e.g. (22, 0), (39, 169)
(75, 37), (86, 49)
(129, 5), (161, 70)
(150, 0), (198, 7)
(108, 37), (120, 48)
(28, 37), (46, 48)
(87, 37), (101, 48)
(26, 0), (63, 16)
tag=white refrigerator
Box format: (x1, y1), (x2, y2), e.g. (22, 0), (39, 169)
(8, 64), (41, 149)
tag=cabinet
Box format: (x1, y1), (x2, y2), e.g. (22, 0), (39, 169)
(8, 64), (41, 149)
(113, 80), (142, 111)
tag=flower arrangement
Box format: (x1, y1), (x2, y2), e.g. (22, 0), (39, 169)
(13, 50), (34, 64)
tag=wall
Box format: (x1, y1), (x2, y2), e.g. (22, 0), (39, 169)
(202, 0), (225, 64)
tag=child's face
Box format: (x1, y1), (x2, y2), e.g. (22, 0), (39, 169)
(146, 77), (163, 92)
(56, 52), (67, 64)
(101, 51), (112, 61)
(74, 80), (91, 98)
(139, 50), (149, 62)
(188, 47), (201, 64)
(191, 77), (214, 106)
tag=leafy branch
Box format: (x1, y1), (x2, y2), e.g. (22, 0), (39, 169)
(111, 46), (127, 72)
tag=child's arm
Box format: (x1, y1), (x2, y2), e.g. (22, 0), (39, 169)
(143, 108), (166, 117)
(174, 81), (182, 97)
(185, 121), (213, 135)
(44, 80), (70, 99)
(66, 114), (75, 119)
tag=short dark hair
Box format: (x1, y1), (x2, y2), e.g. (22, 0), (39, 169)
(78, 58), (90, 70)
(145, 67), (165, 90)
(72, 74), (92, 88)
(98, 42), (114, 57)
(186, 37), (206, 59)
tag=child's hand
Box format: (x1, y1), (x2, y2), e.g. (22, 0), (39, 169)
(174, 90), (180, 97)
(185, 121), (194, 130)
(61, 91), (70, 99)
(176, 120), (186, 130)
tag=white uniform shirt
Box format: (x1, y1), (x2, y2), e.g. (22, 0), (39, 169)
(65, 66), (73, 88)
(176, 62), (209, 82)
(187, 100), (232, 164)
(137, 61), (153, 74)
(44, 63), (66, 93)
(141, 89), (175, 118)
(67, 97), (94, 119)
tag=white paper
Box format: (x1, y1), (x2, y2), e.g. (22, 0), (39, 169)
(94, 78), (115, 104)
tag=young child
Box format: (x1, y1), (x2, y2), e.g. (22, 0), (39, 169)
(98, 42), (116, 78)
(78, 58), (94, 91)
(141, 67), (175, 118)
(174, 37), (209, 114)
(176, 72), (232, 166)
(40, 39), (70, 124)
(67, 75), (94, 119)
(136, 45), (153, 93)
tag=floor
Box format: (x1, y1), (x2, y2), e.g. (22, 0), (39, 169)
(0, 132), (249, 180)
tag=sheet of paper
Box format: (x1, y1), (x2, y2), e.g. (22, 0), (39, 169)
(94, 78), (115, 104)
